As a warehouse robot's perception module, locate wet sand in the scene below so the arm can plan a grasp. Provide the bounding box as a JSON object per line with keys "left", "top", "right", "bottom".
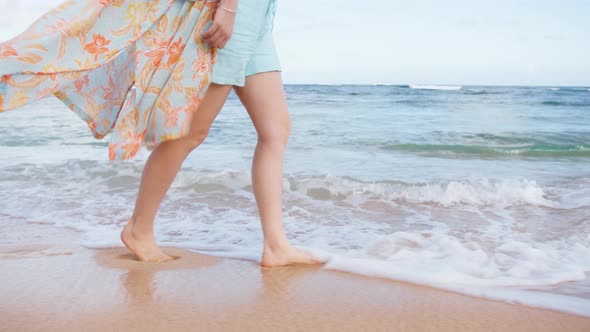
{"left": 0, "top": 223, "right": 589, "bottom": 331}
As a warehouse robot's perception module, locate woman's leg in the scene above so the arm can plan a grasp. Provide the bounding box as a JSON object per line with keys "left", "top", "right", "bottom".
{"left": 233, "top": 71, "right": 322, "bottom": 267}
{"left": 121, "top": 83, "right": 233, "bottom": 262}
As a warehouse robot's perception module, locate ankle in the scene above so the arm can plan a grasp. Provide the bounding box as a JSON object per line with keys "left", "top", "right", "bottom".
{"left": 263, "top": 237, "right": 291, "bottom": 253}
{"left": 127, "top": 217, "right": 155, "bottom": 241}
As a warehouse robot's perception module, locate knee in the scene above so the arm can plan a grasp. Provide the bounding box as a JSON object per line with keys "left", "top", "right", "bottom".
{"left": 257, "top": 118, "right": 291, "bottom": 150}
{"left": 182, "top": 128, "right": 209, "bottom": 152}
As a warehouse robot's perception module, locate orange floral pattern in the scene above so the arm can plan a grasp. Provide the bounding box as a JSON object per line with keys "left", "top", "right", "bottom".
{"left": 84, "top": 34, "right": 112, "bottom": 61}
{"left": 0, "top": 0, "right": 219, "bottom": 160}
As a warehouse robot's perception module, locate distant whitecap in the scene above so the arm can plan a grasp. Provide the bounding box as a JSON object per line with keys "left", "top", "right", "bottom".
{"left": 409, "top": 84, "right": 462, "bottom": 91}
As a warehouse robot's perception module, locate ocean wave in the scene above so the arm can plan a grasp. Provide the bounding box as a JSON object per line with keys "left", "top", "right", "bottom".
{"left": 360, "top": 230, "right": 590, "bottom": 288}
{"left": 460, "top": 88, "right": 508, "bottom": 95}
{"left": 287, "top": 176, "right": 554, "bottom": 207}
{"left": 461, "top": 89, "right": 488, "bottom": 95}
{"left": 0, "top": 161, "right": 564, "bottom": 209}
{"left": 165, "top": 168, "right": 560, "bottom": 208}
{"left": 380, "top": 143, "right": 590, "bottom": 158}
{"left": 459, "top": 132, "right": 589, "bottom": 145}
{"left": 316, "top": 231, "right": 590, "bottom": 317}
{"left": 543, "top": 87, "right": 590, "bottom": 92}
{"left": 409, "top": 85, "right": 462, "bottom": 91}
{"left": 559, "top": 87, "right": 590, "bottom": 92}
{"left": 542, "top": 100, "right": 590, "bottom": 107}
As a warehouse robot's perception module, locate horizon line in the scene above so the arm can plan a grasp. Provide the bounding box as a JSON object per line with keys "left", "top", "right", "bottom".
{"left": 281, "top": 83, "right": 590, "bottom": 88}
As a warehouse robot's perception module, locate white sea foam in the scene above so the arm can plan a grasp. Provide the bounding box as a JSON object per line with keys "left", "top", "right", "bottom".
{"left": 286, "top": 176, "right": 555, "bottom": 208}
{"left": 317, "top": 249, "right": 590, "bottom": 317}
{"left": 410, "top": 85, "right": 462, "bottom": 91}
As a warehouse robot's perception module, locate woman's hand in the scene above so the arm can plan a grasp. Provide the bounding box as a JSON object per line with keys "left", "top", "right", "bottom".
{"left": 201, "top": 0, "right": 237, "bottom": 49}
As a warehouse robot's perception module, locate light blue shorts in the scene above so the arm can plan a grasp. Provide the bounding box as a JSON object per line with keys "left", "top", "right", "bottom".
{"left": 210, "top": 0, "right": 280, "bottom": 87}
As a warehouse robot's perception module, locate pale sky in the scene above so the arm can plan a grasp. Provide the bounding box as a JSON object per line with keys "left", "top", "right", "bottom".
{"left": 1, "top": 0, "right": 588, "bottom": 86}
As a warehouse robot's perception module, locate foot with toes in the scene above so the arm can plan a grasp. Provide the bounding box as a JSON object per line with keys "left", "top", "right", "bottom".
{"left": 261, "top": 243, "right": 325, "bottom": 268}
{"left": 120, "top": 219, "right": 174, "bottom": 263}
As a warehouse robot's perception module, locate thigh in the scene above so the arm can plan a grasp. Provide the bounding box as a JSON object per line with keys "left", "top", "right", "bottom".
{"left": 187, "top": 83, "right": 232, "bottom": 136}
{"left": 233, "top": 71, "right": 289, "bottom": 138}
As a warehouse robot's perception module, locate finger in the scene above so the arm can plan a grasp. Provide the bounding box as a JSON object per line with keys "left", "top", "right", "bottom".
{"left": 209, "top": 29, "right": 224, "bottom": 41}
{"left": 216, "top": 39, "right": 226, "bottom": 49}
{"left": 210, "top": 36, "right": 223, "bottom": 48}
{"left": 216, "top": 30, "right": 231, "bottom": 47}
{"left": 202, "top": 25, "right": 217, "bottom": 39}
{"left": 201, "top": 24, "right": 218, "bottom": 39}
{"left": 208, "top": 30, "right": 225, "bottom": 47}
{"left": 219, "top": 37, "right": 230, "bottom": 49}
{"left": 216, "top": 33, "right": 231, "bottom": 47}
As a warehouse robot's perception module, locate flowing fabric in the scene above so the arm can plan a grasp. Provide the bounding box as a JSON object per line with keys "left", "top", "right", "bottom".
{"left": 0, "top": 0, "right": 219, "bottom": 160}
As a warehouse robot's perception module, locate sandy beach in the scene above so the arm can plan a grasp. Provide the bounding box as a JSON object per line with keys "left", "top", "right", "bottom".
{"left": 0, "top": 221, "right": 589, "bottom": 332}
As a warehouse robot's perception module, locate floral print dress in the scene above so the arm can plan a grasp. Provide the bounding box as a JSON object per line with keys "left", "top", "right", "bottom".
{"left": 0, "top": 0, "right": 219, "bottom": 160}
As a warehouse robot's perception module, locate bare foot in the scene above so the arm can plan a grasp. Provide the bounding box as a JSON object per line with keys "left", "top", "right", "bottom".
{"left": 120, "top": 220, "right": 174, "bottom": 263}
{"left": 260, "top": 244, "right": 325, "bottom": 268}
